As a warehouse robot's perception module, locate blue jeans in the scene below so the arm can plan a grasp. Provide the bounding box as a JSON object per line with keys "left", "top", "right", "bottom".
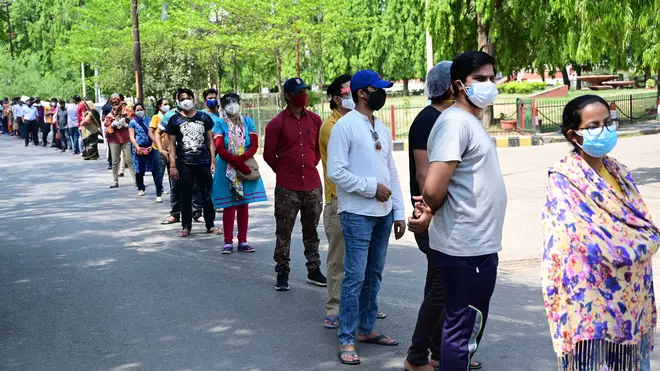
{"left": 338, "top": 211, "right": 393, "bottom": 346}
{"left": 641, "top": 333, "right": 651, "bottom": 371}
{"left": 58, "top": 129, "right": 68, "bottom": 150}
{"left": 67, "top": 127, "right": 80, "bottom": 153}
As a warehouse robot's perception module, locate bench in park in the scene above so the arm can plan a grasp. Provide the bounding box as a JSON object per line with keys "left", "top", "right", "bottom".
{"left": 603, "top": 81, "right": 635, "bottom": 89}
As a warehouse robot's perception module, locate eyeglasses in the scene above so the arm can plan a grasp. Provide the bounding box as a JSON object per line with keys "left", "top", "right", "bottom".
{"left": 576, "top": 120, "right": 619, "bottom": 137}
{"left": 371, "top": 130, "right": 382, "bottom": 151}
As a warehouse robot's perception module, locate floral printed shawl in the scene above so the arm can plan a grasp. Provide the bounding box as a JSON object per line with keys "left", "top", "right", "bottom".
{"left": 541, "top": 152, "right": 658, "bottom": 370}
{"left": 224, "top": 113, "right": 246, "bottom": 199}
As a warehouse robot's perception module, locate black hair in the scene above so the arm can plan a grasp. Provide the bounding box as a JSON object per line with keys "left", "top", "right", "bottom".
{"left": 156, "top": 98, "right": 167, "bottom": 108}
{"left": 327, "top": 74, "right": 352, "bottom": 110}
{"left": 450, "top": 51, "right": 496, "bottom": 96}
{"left": 431, "top": 90, "right": 452, "bottom": 105}
{"left": 59, "top": 99, "right": 66, "bottom": 106}
{"left": 203, "top": 88, "right": 218, "bottom": 100}
{"left": 50, "top": 98, "right": 58, "bottom": 103}
{"left": 176, "top": 88, "right": 194, "bottom": 101}
{"left": 561, "top": 94, "right": 610, "bottom": 150}
{"left": 119, "top": 94, "right": 125, "bottom": 101}
{"left": 133, "top": 101, "right": 145, "bottom": 111}
{"left": 220, "top": 92, "right": 241, "bottom": 108}
{"left": 72, "top": 95, "right": 81, "bottom": 103}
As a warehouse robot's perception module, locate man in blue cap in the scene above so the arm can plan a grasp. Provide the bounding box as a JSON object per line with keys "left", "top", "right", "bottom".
{"left": 327, "top": 70, "right": 406, "bottom": 365}
{"left": 264, "top": 77, "right": 327, "bottom": 292}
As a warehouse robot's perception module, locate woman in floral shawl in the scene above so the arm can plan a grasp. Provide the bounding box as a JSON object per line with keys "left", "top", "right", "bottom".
{"left": 541, "top": 95, "right": 658, "bottom": 371}
{"left": 212, "top": 93, "right": 268, "bottom": 254}
{"left": 79, "top": 100, "right": 101, "bottom": 160}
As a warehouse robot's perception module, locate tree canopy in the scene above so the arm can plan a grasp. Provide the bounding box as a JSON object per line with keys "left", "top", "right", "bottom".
{"left": 0, "top": 0, "right": 658, "bottom": 100}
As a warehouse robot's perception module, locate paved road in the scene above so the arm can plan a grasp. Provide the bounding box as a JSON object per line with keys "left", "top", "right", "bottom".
{"left": 1, "top": 134, "right": 660, "bottom": 370}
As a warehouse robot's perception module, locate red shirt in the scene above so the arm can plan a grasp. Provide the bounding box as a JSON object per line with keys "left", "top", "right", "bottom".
{"left": 77, "top": 102, "right": 88, "bottom": 128}
{"left": 264, "top": 108, "right": 322, "bottom": 191}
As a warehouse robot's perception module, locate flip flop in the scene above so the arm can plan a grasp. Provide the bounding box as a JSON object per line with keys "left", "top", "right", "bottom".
{"left": 470, "top": 361, "right": 483, "bottom": 370}
{"left": 337, "top": 350, "right": 361, "bottom": 365}
{"left": 161, "top": 216, "right": 179, "bottom": 225}
{"left": 178, "top": 229, "right": 190, "bottom": 237}
{"left": 358, "top": 333, "right": 398, "bottom": 346}
{"left": 206, "top": 227, "right": 223, "bottom": 235}
{"left": 377, "top": 311, "right": 387, "bottom": 319}
{"left": 323, "top": 316, "right": 339, "bottom": 329}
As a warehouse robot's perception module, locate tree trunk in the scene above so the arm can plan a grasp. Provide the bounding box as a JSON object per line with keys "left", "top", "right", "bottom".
{"left": 216, "top": 47, "right": 223, "bottom": 91}
{"left": 575, "top": 64, "right": 582, "bottom": 90}
{"left": 477, "top": 12, "right": 495, "bottom": 128}
{"left": 319, "top": 35, "right": 324, "bottom": 89}
{"left": 232, "top": 50, "right": 238, "bottom": 92}
{"left": 561, "top": 66, "right": 570, "bottom": 86}
{"left": 403, "top": 79, "right": 410, "bottom": 96}
{"left": 275, "top": 48, "right": 284, "bottom": 109}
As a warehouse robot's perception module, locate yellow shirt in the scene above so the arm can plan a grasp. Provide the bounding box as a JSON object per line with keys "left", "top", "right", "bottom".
{"left": 150, "top": 114, "right": 162, "bottom": 150}
{"left": 599, "top": 165, "right": 623, "bottom": 195}
{"left": 320, "top": 109, "right": 343, "bottom": 204}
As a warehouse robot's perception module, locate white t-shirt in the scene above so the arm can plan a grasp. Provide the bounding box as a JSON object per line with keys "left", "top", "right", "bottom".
{"left": 66, "top": 104, "right": 79, "bottom": 129}
{"left": 427, "top": 107, "right": 508, "bottom": 257}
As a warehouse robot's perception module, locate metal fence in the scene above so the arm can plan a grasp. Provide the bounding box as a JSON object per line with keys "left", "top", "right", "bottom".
{"left": 536, "top": 92, "right": 658, "bottom": 133}
{"left": 169, "top": 90, "right": 658, "bottom": 142}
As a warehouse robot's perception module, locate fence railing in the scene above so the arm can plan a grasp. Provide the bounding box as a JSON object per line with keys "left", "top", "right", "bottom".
{"left": 183, "top": 91, "right": 660, "bottom": 141}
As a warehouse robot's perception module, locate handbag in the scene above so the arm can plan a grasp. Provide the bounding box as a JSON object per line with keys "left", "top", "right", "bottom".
{"left": 237, "top": 157, "right": 261, "bottom": 180}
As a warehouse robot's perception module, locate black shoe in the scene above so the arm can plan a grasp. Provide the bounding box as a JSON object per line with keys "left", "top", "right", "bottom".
{"left": 306, "top": 269, "right": 327, "bottom": 287}
{"left": 275, "top": 272, "right": 290, "bottom": 291}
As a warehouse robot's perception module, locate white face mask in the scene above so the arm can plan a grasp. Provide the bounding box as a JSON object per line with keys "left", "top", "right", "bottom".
{"left": 160, "top": 105, "right": 170, "bottom": 113}
{"left": 340, "top": 96, "right": 355, "bottom": 110}
{"left": 178, "top": 99, "right": 194, "bottom": 111}
{"left": 224, "top": 102, "right": 240, "bottom": 116}
{"left": 135, "top": 111, "right": 145, "bottom": 118}
{"left": 461, "top": 81, "right": 498, "bottom": 109}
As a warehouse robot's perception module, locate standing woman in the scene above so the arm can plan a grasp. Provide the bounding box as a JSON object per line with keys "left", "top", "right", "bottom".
{"left": 79, "top": 100, "right": 101, "bottom": 160}
{"left": 541, "top": 95, "right": 657, "bottom": 371}
{"left": 129, "top": 102, "right": 163, "bottom": 201}
{"left": 105, "top": 96, "right": 135, "bottom": 188}
{"left": 148, "top": 98, "right": 170, "bottom": 200}
{"left": 212, "top": 93, "right": 267, "bottom": 253}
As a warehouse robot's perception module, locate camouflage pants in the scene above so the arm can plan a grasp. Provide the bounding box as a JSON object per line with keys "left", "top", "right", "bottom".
{"left": 273, "top": 185, "right": 323, "bottom": 273}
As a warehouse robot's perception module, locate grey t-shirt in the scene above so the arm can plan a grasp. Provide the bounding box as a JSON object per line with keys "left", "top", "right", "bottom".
{"left": 427, "top": 107, "right": 507, "bottom": 257}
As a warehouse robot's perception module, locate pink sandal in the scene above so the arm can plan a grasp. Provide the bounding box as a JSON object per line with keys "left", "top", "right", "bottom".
{"left": 178, "top": 229, "right": 190, "bottom": 237}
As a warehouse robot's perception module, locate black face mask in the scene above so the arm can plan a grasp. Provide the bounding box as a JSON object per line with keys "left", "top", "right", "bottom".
{"left": 365, "top": 89, "right": 387, "bottom": 111}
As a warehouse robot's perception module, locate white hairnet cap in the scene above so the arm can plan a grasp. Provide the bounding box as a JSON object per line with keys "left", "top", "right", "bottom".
{"left": 425, "top": 61, "right": 453, "bottom": 99}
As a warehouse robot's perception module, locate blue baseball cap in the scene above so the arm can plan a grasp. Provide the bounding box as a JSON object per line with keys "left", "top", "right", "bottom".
{"left": 350, "top": 70, "right": 393, "bottom": 91}
{"left": 283, "top": 78, "right": 311, "bottom": 93}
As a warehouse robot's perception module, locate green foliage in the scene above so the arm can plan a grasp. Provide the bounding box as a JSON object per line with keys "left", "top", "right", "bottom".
{"left": 498, "top": 81, "right": 548, "bottom": 94}
{"left": 646, "top": 79, "right": 656, "bottom": 89}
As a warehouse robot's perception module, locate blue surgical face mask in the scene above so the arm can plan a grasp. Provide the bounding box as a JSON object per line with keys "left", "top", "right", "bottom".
{"left": 576, "top": 126, "right": 618, "bottom": 158}
{"left": 206, "top": 99, "right": 218, "bottom": 109}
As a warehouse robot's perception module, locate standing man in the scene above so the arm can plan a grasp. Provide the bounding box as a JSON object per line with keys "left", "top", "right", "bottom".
{"left": 408, "top": 51, "right": 507, "bottom": 370}
{"left": 264, "top": 77, "right": 327, "bottom": 291}
{"left": 23, "top": 98, "right": 39, "bottom": 147}
{"left": 404, "top": 61, "right": 480, "bottom": 371}
{"left": 34, "top": 97, "right": 47, "bottom": 146}
{"left": 57, "top": 100, "right": 69, "bottom": 152}
{"left": 165, "top": 88, "right": 220, "bottom": 237}
{"left": 320, "top": 74, "right": 354, "bottom": 328}
{"left": 327, "top": 70, "right": 406, "bottom": 365}
{"left": 14, "top": 99, "right": 25, "bottom": 139}
{"left": 67, "top": 96, "right": 81, "bottom": 154}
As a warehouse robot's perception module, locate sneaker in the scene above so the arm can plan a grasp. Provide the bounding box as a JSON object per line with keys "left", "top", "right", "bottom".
{"left": 109, "top": 182, "right": 119, "bottom": 189}
{"left": 119, "top": 173, "right": 124, "bottom": 177}
{"left": 275, "top": 272, "right": 290, "bottom": 291}
{"left": 156, "top": 196, "right": 163, "bottom": 203}
{"left": 306, "top": 269, "right": 327, "bottom": 287}
{"left": 222, "top": 244, "right": 233, "bottom": 254}
{"left": 237, "top": 243, "right": 255, "bottom": 253}
{"left": 138, "top": 190, "right": 145, "bottom": 196}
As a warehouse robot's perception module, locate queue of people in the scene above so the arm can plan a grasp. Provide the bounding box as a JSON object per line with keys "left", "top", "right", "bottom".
{"left": 5, "top": 49, "right": 656, "bottom": 371}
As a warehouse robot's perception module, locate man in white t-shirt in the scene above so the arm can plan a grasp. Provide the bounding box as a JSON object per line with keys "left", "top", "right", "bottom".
{"left": 22, "top": 98, "right": 39, "bottom": 146}
{"left": 66, "top": 96, "right": 81, "bottom": 154}
{"left": 408, "top": 51, "right": 507, "bottom": 370}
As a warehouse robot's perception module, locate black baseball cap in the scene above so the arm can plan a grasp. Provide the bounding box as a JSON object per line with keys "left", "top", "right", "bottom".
{"left": 283, "top": 78, "right": 311, "bottom": 94}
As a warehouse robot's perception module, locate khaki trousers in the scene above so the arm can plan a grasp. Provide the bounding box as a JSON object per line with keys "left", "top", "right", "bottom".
{"left": 324, "top": 198, "right": 344, "bottom": 317}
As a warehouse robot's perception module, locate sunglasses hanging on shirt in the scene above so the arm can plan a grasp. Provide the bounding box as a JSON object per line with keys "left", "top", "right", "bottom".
{"left": 371, "top": 130, "right": 382, "bottom": 151}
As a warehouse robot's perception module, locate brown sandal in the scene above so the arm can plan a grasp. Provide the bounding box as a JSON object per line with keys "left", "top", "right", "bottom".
{"left": 206, "top": 227, "right": 223, "bottom": 235}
